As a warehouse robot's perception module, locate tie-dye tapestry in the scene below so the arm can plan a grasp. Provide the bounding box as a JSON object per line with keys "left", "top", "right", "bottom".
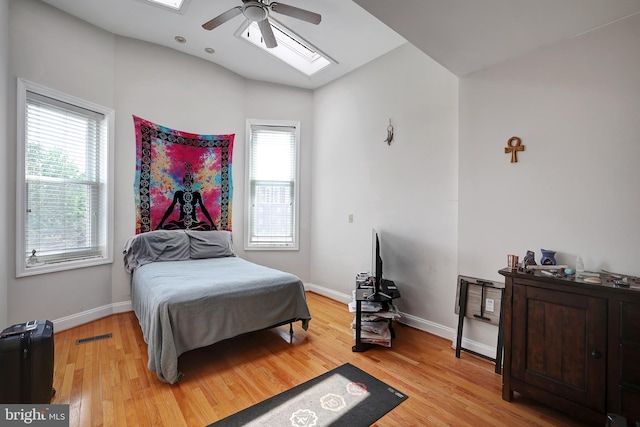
{"left": 133, "top": 115, "right": 234, "bottom": 234}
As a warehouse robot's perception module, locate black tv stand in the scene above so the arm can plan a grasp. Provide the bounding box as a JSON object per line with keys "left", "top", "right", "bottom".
{"left": 352, "top": 279, "right": 401, "bottom": 352}
{"left": 365, "top": 278, "right": 395, "bottom": 300}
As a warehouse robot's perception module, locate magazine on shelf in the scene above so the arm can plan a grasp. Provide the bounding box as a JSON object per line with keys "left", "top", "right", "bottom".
{"left": 356, "top": 328, "right": 392, "bottom": 347}
{"left": 348, "top": 300, "right": 383, "bottom": 313}
{"left": 353, "top": 326, "right": 392, "bottom": 341}
{"left": 367, "top": 304, "right": 400, "bottom": 320}
{"left": 351, "top": 320, "right": 390, "bottom": 335}
{"left": 348, "top": 298, "right": 400, "bottom": 314}
{"left": 352, "top": 319, "right": 392, "bottom": 348}
{"left": 359, "top": 337, "right": 391, "bottom": 347}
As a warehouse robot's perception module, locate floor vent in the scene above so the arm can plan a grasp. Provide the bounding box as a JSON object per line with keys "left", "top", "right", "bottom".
{"left": 76, "top": 333, "right": 113, "bottom": 345}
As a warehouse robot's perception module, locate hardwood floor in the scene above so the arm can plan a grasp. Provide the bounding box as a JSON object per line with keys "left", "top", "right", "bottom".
{"left": 52, "top": 292, "right": 588, "bottom": 426}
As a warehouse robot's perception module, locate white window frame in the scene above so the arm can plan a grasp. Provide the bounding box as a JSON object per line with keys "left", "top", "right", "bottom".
{"left": 136, "top": 0, "right": 191, "bottom": 14}
{"left": 244, "top": 119, "right": 300, "bottom": 251}
{"left": 16, "top": 79, "right": 114, "bottom": 277}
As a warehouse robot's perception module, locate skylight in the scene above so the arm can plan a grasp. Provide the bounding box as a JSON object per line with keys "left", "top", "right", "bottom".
{"left": 145, "top": 0, "right": 186, "bottom": 12}
{"left": 236, "top": 19, "right": 336, "bottom": 77}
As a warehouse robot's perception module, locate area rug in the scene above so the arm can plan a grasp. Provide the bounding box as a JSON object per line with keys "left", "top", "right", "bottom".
{"left": 133, "top": 115, "right": 234, "bottom": 234}
{"left": 207, "top": 363, "right": 408, "bottom": 427}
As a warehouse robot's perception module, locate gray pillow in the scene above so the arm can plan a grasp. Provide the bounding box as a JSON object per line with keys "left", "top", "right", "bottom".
{"left": 123, "top": 230, "right": 190, "bottom": 272}
{"left": 186, "top": 230, "right": 235, "bottom": 259}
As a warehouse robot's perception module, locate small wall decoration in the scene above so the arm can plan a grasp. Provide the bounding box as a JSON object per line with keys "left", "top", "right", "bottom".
{"left": 383, "top": 119, "right": 394, "bottom": 145}
{"left": 504, "top": 136, "right": 524, "bottom": 163}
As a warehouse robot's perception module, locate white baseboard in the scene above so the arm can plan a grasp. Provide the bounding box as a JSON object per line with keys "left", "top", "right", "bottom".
{"left": 304, "top": 283, "right": 352, "bottom": 304}
{"left": 52, "top": 300, "right": 132, "bottom": 332}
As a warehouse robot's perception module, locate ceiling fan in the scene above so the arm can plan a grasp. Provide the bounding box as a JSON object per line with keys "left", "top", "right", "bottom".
{"left": 202, "top": 1, "right": 322, "bottom": 48}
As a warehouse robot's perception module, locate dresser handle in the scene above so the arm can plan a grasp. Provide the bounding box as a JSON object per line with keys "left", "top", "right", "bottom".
{"left": 591, "top": 350, "right": 602, "bottom": 359}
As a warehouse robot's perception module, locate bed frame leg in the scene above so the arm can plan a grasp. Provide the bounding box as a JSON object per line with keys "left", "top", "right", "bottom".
{"left": 289, "top": 322, "right": 293, "bottom": 341}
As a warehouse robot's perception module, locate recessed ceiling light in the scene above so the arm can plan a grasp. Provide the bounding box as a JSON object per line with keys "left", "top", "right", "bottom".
{"left": 175, "top": 36, "right": 187, "bottom": 44}
{"left": 205, "top": 47, "right": 215, "bottom": 54}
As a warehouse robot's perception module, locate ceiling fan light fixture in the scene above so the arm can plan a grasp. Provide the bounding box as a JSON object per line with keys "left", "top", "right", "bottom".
{"left": 242, "top": 2, "right": 268, "bottom": 22}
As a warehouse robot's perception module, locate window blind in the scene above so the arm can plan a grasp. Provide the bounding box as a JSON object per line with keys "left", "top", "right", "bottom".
{"left": 24, "top": 90, "right": 106, "bottom": 266}
{"left": 248, "top": 125, "right": 297, "bottom": 247}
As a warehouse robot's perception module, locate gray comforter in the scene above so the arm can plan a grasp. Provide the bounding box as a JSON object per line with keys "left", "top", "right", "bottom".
{"left": 131, "top": 257, "right": 311, "bottom": 383}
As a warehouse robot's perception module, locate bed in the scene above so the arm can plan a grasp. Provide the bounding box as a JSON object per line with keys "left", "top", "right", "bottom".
{"left": 123, "top": 230, "right": 311, "bottom": 384}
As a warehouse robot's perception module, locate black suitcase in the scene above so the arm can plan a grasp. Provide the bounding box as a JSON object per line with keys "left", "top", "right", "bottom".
{"left": 0, "top": 319, "right": 55, "bottom": 403}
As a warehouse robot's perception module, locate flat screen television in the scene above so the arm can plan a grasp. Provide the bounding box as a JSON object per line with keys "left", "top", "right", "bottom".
{"left": 369, "top": 229, "right": 391, "bottom": 299}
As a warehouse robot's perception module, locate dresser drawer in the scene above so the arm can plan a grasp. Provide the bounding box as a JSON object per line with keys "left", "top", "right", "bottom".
{"left": 621, "top": 302, "right": 640, "bottom": 343}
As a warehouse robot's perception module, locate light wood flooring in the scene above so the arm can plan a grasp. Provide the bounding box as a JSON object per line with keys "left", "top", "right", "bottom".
{"left": 51, "top": 292, "right": 588, "bottom": 426}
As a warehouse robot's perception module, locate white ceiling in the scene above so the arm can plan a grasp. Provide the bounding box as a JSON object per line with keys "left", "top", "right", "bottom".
{"left": 40, "top": 0, "right": 640, "bottom": 89}
{"left": 38, "top": 0, "right": 407, "bottom": 90}
{"left": 354, "top": 0, "right": 640, "bottom": 76}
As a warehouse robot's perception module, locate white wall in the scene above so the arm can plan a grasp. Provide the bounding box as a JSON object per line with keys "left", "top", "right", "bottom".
{"left": 311, "top": 43, "right": 460, "bottom": 337}
{"left": 110, "top": 37, "right": 247, "bottom": 306}
{"left": 458, "top": 13, "right": 640, "bottom": 348}
{"left": 7, "top": 0, "right": 116, "bottom": 326}
{"left": 240, "top": 80, "right": 314, "bottom": 279}
{"left": 111, "top": 40, "right": 314, "bottom": 305}
{"left": 7, "top": 0, "right": 314, "bottom": 328}
{"left": 0, "top": 0, "right": 9, "bottom": 329}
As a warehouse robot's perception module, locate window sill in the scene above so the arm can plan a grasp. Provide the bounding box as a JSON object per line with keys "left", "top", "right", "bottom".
{"left": 244, "top": 245, "right": 299, "bottom": 251}
{"left": 17, "top": 256, "right": 114, "bottom": 278}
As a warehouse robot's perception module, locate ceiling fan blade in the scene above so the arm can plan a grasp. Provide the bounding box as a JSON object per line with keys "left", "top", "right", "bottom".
{"left": 258, "top": 18, "right": 277, "bottom": 48}
{"left": 202, "top": 6, "right": 242, "bottom": 30}
{"left": 270, "top": 2, "right": 321, "bottom": 25}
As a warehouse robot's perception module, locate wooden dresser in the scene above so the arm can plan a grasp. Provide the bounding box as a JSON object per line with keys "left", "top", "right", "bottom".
{"left": 499, "top": 268, "right": 640, "bottom": 425}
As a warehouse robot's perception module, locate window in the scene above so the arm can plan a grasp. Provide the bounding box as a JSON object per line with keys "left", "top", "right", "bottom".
{"left": 16, "top": 79, "right": 114, "bottom": 277}
{"left": 146, "top": 0, "right": 184, "bottom": 9}
{"left": 141, "top": 0, "right": 190, "bottom": 13}
{"left": 245, "top": 120, "right": 299, "bottom": 250}
{"left": 236, "top": 18, "right": 335, "bottom": 76}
